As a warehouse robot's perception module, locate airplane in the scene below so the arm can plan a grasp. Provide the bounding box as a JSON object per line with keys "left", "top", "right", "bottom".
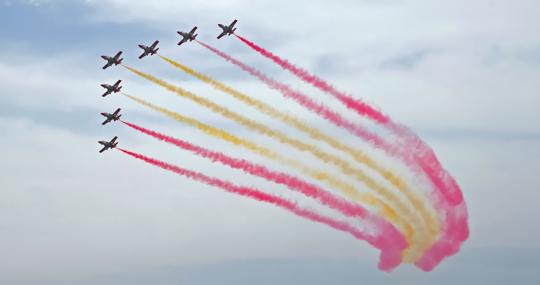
{"left": 100, "top": 80, "right": 122, "bottom": 97}
{"left": 138, "top": 40, "right": 159, "bottom": 59}
{"left": 101, "top": 51, "right": 123, "bottom": 69}
{"left": 177, "top": 27, "right": 198, "bottom": 45}
{"left": 217, "top": 19, "right": 237, "bottom": 39}
{"left": 98, "top": 136, "right": 118, "bottom": 153}
{"left": 100, "top": 108, "right": 122, "bottom": 125}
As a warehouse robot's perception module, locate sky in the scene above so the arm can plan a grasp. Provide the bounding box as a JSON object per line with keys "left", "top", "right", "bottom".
{"left": 1, "top": 0, "right": 539, "bottom": 284}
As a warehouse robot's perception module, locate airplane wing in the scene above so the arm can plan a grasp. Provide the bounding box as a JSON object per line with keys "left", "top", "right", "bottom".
{"left": 102, "top": 62, "right": 112, "bottom": 69}
{"left": 217, "top": 31, "right": 227, "bottom": 39}
{"left": 189, "top": 27, "right": 197, "bottom": 34}
{"left": 151, "top": 40, "right": 159, "bottom": 48}
{"left": 113, "top": 108, "right": 121, "bottom": 116}
{"left": 102, "top": 118, "right": 111, "bottom": 125}
{"left": 138, "top": 51, "right": 148, "bottom": 59}
{"left": 114, "top": 80, "right": 122, "bottom": 87}
{"left": 99, "top": 146, "right": 108, "bottom": 153}
{"left": 114, "top": 51, "right": 123, "bottom": 60}
{"left": 102, "top": 90, "right": 111, "bottom": 97}
{"left": 230, "top": 19, "right": 238, "bottom": 27}
{"left": 178, "top": 38, "right": 188, "bottom": 45}
{"left": 111, "top": 136, "right": 118, "bottom": 143}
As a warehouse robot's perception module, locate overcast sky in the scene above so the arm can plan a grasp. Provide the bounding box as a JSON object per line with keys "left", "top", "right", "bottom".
{"left": 1, "top": 0, "right": 539, "bottom": 284}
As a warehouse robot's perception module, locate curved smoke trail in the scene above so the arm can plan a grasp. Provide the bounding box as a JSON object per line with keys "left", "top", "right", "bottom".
{"left": 121, "top": 64, "right": 431, "bottom": 261}
{"left": 234, "top": 34, "right": 464, "bottom": 205}
{"left": 118, "top": 147, "right": 406, "bottom": 271}
{"left": 188, "top": 44, "right": 440, "bottom": 262}
{"left": 232, "top": 34, "right": 469, "bottom": 270}
{"left": 120, "top": 120, "right": 408, "bottom": 254}
{"left": 121, "top": 120, "right": 370, "bottom": 219}
{"left": 121, "top": 93, "right": 411, "bottom": 246}
{"left": 157, "top": 55, "right": 437, "bottom": 231}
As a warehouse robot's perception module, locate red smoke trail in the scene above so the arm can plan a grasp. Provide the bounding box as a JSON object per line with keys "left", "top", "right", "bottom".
{"left": 121, "top": 120, "right": 407, "bottom": 256}
{"left": 121, "top": 121, "right": 364, "bottom": 216}
{"left": 234, "top": 34, "right": 389, "bottom": 124}
{"left": 196, "top": 40, "right": 388, "bottom": 150}
{"left": 200, "top": 38, "right": 468, "bottom": 270}
{"left": 415, "top": 205, "right": 469, "bottom": 270}
{"left": 233, "top": 34, "right": 463, "bottom": 205}
{"left": 233, "top": 34, "right": 469, "bottom": 270}
{"left": 118, "top": 147, "right": 404, "bottom": 271}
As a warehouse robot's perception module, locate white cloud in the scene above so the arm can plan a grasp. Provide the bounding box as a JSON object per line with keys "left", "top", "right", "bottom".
{"left": 2, "top": 0, "right": 540, "bottom": 283}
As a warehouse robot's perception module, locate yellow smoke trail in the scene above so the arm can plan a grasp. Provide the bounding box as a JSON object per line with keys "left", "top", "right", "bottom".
{"left": 123, "top": 90, "right": 423, "bottom": 262}
{"left": 123, "top": 92, "right": 405, "bottom": 231}
{"left": 122, "top": 64, "right": 430, "bottom": 261}
{"left": 156, "top": 56, "right": 440, "bottom": 261}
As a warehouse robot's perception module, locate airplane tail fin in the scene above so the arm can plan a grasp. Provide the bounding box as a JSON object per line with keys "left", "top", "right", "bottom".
{"left": 193, "top": 34, "right": 198, "bottom": 40}
{"left": 155, "top": 48, "right": 160, "bottom": 54}
{"left": 118, "top": 58, "right": 123, "bottom": 64}
{"left": 231, "top": 28, "right": 237, "bottom": 34}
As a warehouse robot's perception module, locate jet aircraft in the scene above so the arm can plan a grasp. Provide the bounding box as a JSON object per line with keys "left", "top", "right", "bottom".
{"left": 217, "top": 20, "right": 237, "bottom": 39}
{"left": 177, "top": 27, "right": 198, "bottom": 45}
{"left": 98, "top": 136, "right": 118, "bottom": 153}
{"left": 100, "top": 108, "right": 122, "bottom": 125}
{"left": 138, "top": 40, "right": 159, "bottom": 59}
{"left": 101, "top": 51, "right": 123, "bottom": 69}
{"left": 100, "top": 80, "right": 122, "bottom": 97}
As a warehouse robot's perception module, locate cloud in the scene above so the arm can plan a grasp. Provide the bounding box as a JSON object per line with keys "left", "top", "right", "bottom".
{"left": 2, "top": 1, "right": 540, "bottom": 284}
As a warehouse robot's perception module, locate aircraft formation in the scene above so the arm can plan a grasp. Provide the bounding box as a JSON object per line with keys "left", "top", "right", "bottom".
{"left": 98, "top": 19, "right": 238, "bottom": 152}
{"left": 95, "top": 18, "right": 468, "bottom": 273}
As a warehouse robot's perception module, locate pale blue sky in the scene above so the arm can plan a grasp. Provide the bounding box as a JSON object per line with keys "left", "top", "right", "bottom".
{"left": 1, "top": 1, "right": 539, "bottom": 284}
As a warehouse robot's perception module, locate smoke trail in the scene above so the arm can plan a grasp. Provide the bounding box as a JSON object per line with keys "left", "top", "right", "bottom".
{"left": 233, "top": 34, "right": 468, "bottom": 269}
{"left": 156, "top": 55, "right": 416, "bottom": 209}
{"left": 118, "top": 147, "right": 406, "bottom": 271}
{"left": 122, "top": 119, "right": 370, "bottom": 218}
{"left": 121, "top": 93, "right": 410, "bottom": 245}
{"left": 195, "top": 40, "right": 386, "bottom": 148}
{"left": 190, "top": 44, "right": 439, "bottom": 261}
{"left": 157, "top": 54, "right": 442, "bottom": 261}
{"left": 234, "top": 34, "right": 388, "bottom": 123}
{"left": 156, "top": 55, "right": 404, "bottom": 198}
{"left": 121, "top": 65, "right": 429, "bottom": 260}
{"left": 122, "top": 119, "right": 409, "bottom": 256}
{"left": 234, "top": 34, "right": 463, "bottom": 205}
{"left": 415, "top": 204, "right": 469, "bottom": 270}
